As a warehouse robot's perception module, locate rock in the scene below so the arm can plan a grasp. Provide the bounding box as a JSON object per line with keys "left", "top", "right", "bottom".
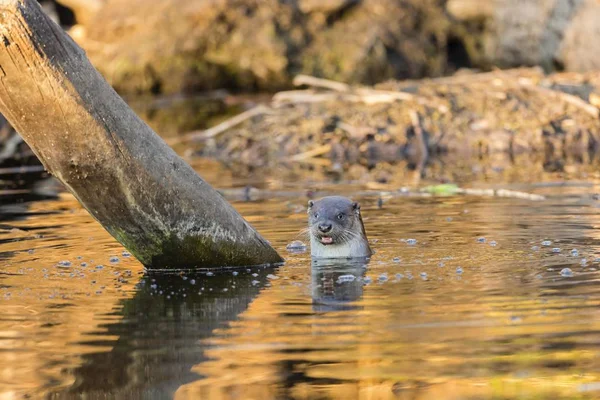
{"left": 74, "top": 0, "right": 453, "bottom": 95}
{"left": 446, "top": 0, "right": 600, "bottom": 74}
{"left": 559, "top": 0, "right": 600, "bottom": 71}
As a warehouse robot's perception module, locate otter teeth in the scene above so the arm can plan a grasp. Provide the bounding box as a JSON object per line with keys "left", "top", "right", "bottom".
{"left": 320, "top": 236, "right": 333, "bottom": 244}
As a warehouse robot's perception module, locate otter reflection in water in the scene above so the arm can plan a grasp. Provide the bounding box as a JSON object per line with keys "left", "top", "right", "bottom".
{"left": 307, "top": 196, "right": 372, "bottom": 258}
{"left": 311, "top": 258, "right": 369, "bottom": 312}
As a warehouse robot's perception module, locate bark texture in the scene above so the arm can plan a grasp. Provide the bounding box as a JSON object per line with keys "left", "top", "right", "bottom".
{"left": 0, "top": 0, "right": 283, "bottom": 269}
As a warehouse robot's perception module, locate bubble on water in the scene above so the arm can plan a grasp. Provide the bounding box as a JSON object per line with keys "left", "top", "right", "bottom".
{"left": 378, "top": 273, "right": 388, "bottom": 282}
{"left": 206, "top": 272, "right": 214, "bottom": 276}
{"left": 337, "top": 274, "right": 356, "bottom": 283}
{"left": 80, "top": 262, "right": 87, "bottom": 267}
{"left": 581, "top": 258, "right": 588, "bottom": 266}
{"left": 420, "top": 272, "right": 427, "bottom": 279}
{"left": 560, "top": 268, "right": 573, "bottom": 277}
{"left": 571, "top": 249, "right": 579, "bottom": 257}
{"left": 95, "top": 265, "right": 104, "bottom": 269}
{"left": 252, "top": 273, "right": 258, "bottom": 277}
{"left": 551, "top": 248, "right": 561, "bottom": 253}
{"left": 58, "top": 260, "right": 71, "bottom": 267}
{"left": 251, "top": 280, "right": 260, "bottom": 286}
{"left": 542, "top": 240, "right": 552, "bottom": 246}
{"left": 393, "top": 257, "right": 401, "bottom": 263}
{"left": 150, "top": 284, "right": 157, "bottom": 290}
{"left": 406, "top": 239, "right": 417, "bottom": 246}
{"left": 286, "top": 240, "right": 307, "bottom": 253}
{"left": 109, "top": 256, "right": 119, "bottom": 263}
{"left": 122, "top": 251, "right": 131, "bottom": 257}
{"left": 27, "top": 249, "right": 35, "bottom": 254}
{"left": 489, "top": 241, "right": 497, "bottom": 247}
{"left": 477, "top": 237, "right": 486, "bottom": 243}
{"left": 76, "top": 256, "right": 82, "bottom": 260}
{"left": 232, "top": 271, "right": 239, "bottom": 276}
{"left": 182, "top": 276, "right": 187, "bottom": 281}
{"left": 531, "top": 246, "right": 540, "bottom": 251}
{"left": 267, "top": 274, "right": 278, "bottom": 280}
{"left": 223, "top": 288, "right": 228, "bottom": 292}
{"left": 395, "top": 273, "right": 404, "bottom": 280}
{"left": 446, "top": 217, "right": 453, "bottom": 222}
{"left": 456, "top": 267, "right": 464, "bottom": 274}
{"left": 363, "top": 276, "right": 372, "bottom": 284}
{"left": 535, "top": 274, "right": 543, "bottom": 279}
{"left": 166, "top": 295, "right": 171, "bottom": 299}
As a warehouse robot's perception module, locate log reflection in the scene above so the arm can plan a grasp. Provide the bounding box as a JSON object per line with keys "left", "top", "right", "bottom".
{"left": 49, "top": 267, "right": 275, "bottom": 399}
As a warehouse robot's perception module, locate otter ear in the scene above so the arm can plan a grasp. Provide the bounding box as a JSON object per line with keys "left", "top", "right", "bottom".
{"left": 308, "top": 200, "right": 314, "bottom": 209}
{"left": 352, "top": 202, "right": 360, "bottom": 215}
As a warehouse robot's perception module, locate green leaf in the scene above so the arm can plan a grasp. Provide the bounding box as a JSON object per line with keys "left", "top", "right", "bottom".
{"left": 421, "top": 184, "right": 460, "bottom": 195}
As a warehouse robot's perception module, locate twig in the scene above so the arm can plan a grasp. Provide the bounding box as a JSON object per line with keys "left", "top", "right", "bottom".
{"left": 293, "top": 74, "right": 351, "bottom": 92}
{"left": 272, "top": 89, "right": 414, "bottom": 106}
{"left": 356, "top": 88, "right": 414, "bottom": 102}
{"left": 272, "top": 90, "right": 340, "bottom": 105}
{"left": 0, "top": 189, "right": 31, "bottom": 196}
{"left": 337, "top": 121, "right": 372, "bottom": 139}
{"left": 521, "top": 83, "right": 599, "bottom": 118}
{"left": 422, "top": 67, "right": 544, "bottom": 86}
{"left": 181, "top": 105, "right": 272, "bottom": 142}
{"left": 459, "top": 188, "right": 546, "bottom": 201}
{"left": 0, "top": 165, "right": 46, "bottom": 175}
{"left": 289, "top": 144, "right": 331, "bottom": 161}
{"left": 211, "top": 185, "right": 546, "bottom": 203}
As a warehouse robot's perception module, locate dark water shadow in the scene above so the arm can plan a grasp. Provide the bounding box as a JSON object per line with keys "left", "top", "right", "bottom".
{"left": 48, "top": 265, "right": 276, "bottom": 399}
{"left": 310, "top": 258, "right": 369, "bottom": 312}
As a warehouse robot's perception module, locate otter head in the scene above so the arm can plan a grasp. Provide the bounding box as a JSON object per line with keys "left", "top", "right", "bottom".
{"left": 307, "top": 196, "right": 368, "bottom": 256}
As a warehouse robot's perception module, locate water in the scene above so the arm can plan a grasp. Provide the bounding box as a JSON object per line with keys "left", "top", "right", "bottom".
{"left": 3, "top": 162, "right": 600, "bottom": 399}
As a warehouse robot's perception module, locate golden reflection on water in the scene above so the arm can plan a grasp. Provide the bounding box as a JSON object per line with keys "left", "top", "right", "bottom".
{"left": 3, "top": 172, "right": 600, "bottom": 399}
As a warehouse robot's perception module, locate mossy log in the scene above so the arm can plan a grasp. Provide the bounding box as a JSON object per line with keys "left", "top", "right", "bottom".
{"left": 0, "top": 0, "right": 283, "bottom": 269}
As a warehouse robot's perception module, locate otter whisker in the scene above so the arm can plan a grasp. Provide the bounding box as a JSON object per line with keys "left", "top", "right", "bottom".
{"left": 340, "top": 228, "right": 360, "bottom": 241}
{"left": 296, "top": 227, "right": 311, "bottom": 239}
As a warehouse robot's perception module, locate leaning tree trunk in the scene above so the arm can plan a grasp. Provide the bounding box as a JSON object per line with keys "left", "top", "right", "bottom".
{"left": 0, "top": 0, "right": 283, "bottom": 269}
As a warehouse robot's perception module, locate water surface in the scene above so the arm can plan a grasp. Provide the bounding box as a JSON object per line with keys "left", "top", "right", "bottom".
{"left": 2, "top": 161, "right": 600, "bottom": 399}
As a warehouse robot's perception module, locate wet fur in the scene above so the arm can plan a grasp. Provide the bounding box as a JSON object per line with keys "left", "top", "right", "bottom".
{"left": 307, "top": 196, "right": 372, "bottom": 258}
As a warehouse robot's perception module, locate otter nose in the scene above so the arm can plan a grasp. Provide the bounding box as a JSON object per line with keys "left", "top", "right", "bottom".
{"left": 318, "top": 223, "right": 332, "bottom": 233}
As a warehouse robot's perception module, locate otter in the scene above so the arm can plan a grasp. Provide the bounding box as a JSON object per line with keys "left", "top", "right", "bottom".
{"left": 307, "top": 196, "right": 372, "bottom": 258}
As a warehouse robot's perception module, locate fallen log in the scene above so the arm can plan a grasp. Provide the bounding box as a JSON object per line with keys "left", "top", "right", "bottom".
{"left": 0, "top": 0, "right": 283, "bottom": 269}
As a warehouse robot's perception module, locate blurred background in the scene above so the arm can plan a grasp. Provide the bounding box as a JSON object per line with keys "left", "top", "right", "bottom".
{"left": 4, "top": 0, "right": 600, "bottom": 202}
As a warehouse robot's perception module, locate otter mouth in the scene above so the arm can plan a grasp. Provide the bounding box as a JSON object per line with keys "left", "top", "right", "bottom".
{"left": 320, "top": 236, "right": 334, "bottom": 245}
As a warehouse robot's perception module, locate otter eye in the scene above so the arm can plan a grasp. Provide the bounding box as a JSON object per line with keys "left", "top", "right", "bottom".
{"left": 314, "top": 212, "right": 319, "bottom": 218}
{"left": 337, "top": 213, "right": 345, "bottom": 220}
